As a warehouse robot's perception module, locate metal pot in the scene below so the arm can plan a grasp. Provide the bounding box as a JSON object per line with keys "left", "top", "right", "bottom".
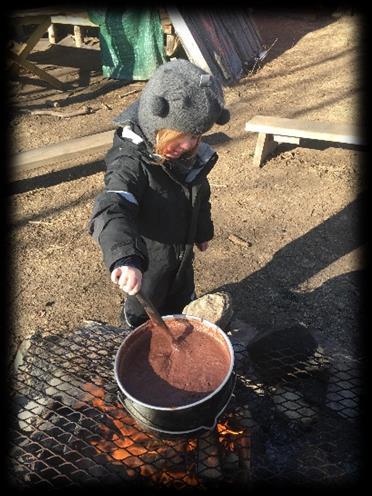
{"left": 114, "top": 314, "right": 236, "bottom": 437}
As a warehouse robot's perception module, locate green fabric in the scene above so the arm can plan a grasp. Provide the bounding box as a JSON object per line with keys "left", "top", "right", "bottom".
{"left": 88, "top": 9, "right": 167, "bottom": 81}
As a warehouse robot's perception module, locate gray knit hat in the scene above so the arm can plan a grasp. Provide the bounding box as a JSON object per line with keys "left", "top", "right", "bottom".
{"left": 114, "top": 59, "right": 230, "bottom": 145}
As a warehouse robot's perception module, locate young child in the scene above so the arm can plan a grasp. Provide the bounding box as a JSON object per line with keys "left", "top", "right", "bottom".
{"left": 89, "top": 59, "right": 230, "bottom": 329}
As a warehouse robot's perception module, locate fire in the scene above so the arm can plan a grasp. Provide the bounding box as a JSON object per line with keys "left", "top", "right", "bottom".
{"left": 216, "top": 419, "right": 245, "bottom": 452}
{"left": 79, "top": 382, "right": 200, "bottom": 488}
{"left": 111, "top": 448, "right": 131, "bottom": 461}
{"left": 82, "top": 381, "right": 105, "bottom": 398}
{"left": 217, "top": 421, "right": 244, "bottom": 436}
{"left": 158, "top": 470, "right": 199, "bottom": 487}
{"left": 77, "top": 381, "right": 251, "bottom": 486}
{"left": 185, "top": 439, "right": 198, "bottom": 451}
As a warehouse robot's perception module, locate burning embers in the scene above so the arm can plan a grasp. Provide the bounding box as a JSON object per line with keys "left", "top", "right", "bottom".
{"left": 82, "top": 380, "right": 200, "bottom": 486}
{"left": 80, "top": 380, "right": 251, "bottom": 487}
{"left": 8, "top": 322, "right": 363, "bottom": 488}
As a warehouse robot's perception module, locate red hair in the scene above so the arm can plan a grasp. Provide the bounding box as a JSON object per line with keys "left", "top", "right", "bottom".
{"left": 155, "top": 129, "right": 200, "bottom": 161}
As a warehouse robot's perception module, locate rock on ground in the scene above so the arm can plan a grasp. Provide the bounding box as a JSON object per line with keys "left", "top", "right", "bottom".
{"left": 182, "top": 291, "right": 233, "bottom": 330}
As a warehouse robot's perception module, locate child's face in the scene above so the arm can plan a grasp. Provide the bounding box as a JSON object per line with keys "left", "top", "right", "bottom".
{"left": 163, "top": 134, "right": 200, "bottom": 159}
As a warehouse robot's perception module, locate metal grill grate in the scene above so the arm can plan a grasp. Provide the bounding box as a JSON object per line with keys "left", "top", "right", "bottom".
{"left": 8, "top": 322, "right": 363, "bottom": 489}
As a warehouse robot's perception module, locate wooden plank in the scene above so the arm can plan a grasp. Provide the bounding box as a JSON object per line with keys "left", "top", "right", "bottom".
{"left": 165, "top": 34, "right": 180, "bottom": 57}
{"left": 159, "top": 7, "right": 173, "bottom": 33}
{"left": 11, "top": 130, "right": 115, "bottom": 176}
{"left": 50, "top": 14, "right": 97, "bottom": 27}
{"left": 8, "top": 51, "right": 65, "bottom": 91}
{"left": 10, "top": 16, "right": 51, "bottom": 60}
{"left": 11, "top": 9, "right": 97, "bottom": 26}
{"left": 162, "top": 23, "right": 174, "bottom": 35}
{"left": 245, "top": 115, "right": 364, "bottom": 146}
{"left": 273, "top": 135, "right": 300, "bottom": 145}
{"left": 167, "top": 8, "right": 211, "bottom": 74}
{"left": 10, "top": 9, "right": 65, "bottom": 18}
{"left": 11, "top": 9, "right": 97, "bottom": 23}
{"left": 10, "top": 14, "right": 52, "bottom": 25}
{"left": 168, "top": 11, "right": 263, "bottom": 85}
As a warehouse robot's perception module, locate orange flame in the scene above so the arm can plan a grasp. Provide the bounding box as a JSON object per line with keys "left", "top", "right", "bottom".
{"left": 217, "top": 420, "right": 244, "bottom": 436}
{"left": 216, "top": 419, "right": 246, "bottom": 452}
{"left": 185, "top": 439, "right": 198, "bottom": 452}
{"left": 158, "top": 470, "right": 199, "bottom": 486}
{"left": 79, "top": 382, "right": 201, "bottom": 488}
{"left": 78, "top": 382, "right": 250, "bottom": 486}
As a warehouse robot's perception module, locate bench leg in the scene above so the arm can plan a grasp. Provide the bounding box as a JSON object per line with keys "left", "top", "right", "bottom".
{"left": 48, "top": 24, "right": 57, "bottom": 44}
{"left": 8, "top": 51, "right": 65, "bottom": 91}
{"left": 74, "top": 26, "right": 84, "bottom": 47}
{"left": 253, "top": 132, "right": 277, "bottom": 167}
{"left": 9, "top": 16, "right": 52, "bottom": 74}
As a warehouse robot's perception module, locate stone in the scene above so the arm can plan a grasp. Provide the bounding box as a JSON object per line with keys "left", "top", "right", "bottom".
{"left": 182, "top": 291, "right": 233, "bottom": 330}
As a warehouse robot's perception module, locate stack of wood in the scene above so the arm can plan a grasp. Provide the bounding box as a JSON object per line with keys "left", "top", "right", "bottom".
{"left": 159, "top": 8, "right": 181, "bottom": 57}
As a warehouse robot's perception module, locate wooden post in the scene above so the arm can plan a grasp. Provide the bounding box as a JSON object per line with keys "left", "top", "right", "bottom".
{"left": 74, "top": 25, "right": 84, "bottom": 47}
{"left": 252, "top": 132, "right": 277, "bottom": 167}
{"left": 165, "top": 34, "right": 180, "bottom": 56}
{"left": 48, "top": 24, "right": 57, "bottom": 44}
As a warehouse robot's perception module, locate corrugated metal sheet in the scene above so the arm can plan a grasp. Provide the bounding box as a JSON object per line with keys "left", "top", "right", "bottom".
{"left": 168, "top": 9, "right": 263, "bottom": 86}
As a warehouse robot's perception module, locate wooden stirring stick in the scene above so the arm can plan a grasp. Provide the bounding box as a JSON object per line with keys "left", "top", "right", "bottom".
{"left": 135, "top": 291, "right": 180, "bottom": 350}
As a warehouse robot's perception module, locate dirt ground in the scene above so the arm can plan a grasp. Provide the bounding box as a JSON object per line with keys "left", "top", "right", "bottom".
{"left": 7, "top": 11, "right": 366, "bottom": 367}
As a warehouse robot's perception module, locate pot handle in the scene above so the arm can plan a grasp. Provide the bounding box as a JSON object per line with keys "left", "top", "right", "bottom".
{"left": 117, "top": 390, "right": 127, "bottom": 408}
{"left": 199, "top": 371, "right": 237, "bottom": 431}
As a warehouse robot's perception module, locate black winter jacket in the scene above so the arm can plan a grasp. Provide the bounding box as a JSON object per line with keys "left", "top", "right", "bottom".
{"left": 88, "top": 123, "right": 218, "bottom": 294}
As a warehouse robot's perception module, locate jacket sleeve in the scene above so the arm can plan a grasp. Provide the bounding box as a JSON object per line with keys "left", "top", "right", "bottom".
{"left": 195, "top": 179, "right": 214, "bottom": 243}
{"left": 88, "top": 155, "right": 149, "bottom": 272}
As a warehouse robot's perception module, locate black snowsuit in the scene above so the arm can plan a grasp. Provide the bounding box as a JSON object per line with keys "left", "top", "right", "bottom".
{"left": 89, "top": 122, "right": 218, "bottom": 326}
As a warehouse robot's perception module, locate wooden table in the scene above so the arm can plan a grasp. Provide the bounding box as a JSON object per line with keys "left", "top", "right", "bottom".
{"left": 8, "top": 9, "right": 181, "bottom": 90}
{"left": 8, "top": 9, "right": 98, "bottom": 90}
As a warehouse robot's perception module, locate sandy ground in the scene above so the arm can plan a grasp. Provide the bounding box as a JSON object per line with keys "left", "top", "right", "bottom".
{"left": 7, "top": 11, "right": 366, "bottom": 367}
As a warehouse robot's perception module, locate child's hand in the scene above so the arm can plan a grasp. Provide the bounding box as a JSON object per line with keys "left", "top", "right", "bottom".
{"left": 111, "top": 266, "right": 142, "bottom": 295}
{"left": 195, "top": 241, "right": 209, "bottom": 252}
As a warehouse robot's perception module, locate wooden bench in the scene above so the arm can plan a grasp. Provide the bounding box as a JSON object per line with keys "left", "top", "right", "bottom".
{"left": 245, "top": 115, "right": 364, "bottom": 167}
{"left": 10, "top": 129, "right": 115, "bottom": 181}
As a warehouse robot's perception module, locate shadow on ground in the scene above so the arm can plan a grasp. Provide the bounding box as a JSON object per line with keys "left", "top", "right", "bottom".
{"left": 246, "top": 11, "right": 339, "bottom": 72}
{"left": 9, "top": 159, "right": 105, "bottom": 196}
{"left": 215, "top": 191, "right": 367, "bottom": 357}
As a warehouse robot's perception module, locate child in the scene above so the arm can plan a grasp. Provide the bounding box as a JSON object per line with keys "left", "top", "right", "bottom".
{"left": 89, "top": 59, "right": 230, "bottom": 329}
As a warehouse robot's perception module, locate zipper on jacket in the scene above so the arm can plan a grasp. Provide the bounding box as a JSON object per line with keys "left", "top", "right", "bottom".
{"left": 174, "top": 244, "right": 185, "bottom": 262}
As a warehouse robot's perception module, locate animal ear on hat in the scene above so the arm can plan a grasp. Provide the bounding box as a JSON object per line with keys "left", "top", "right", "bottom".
{"left": 216, "top": 108, "right": 230, "bottom": 125}
{"left": 151, "top": 95, "right": 169, "bottom": 118}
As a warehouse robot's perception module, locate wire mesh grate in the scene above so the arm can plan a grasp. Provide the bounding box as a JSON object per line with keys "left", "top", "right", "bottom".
{"left": 8, "top": 321, "right": 363, "bottom": 489}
